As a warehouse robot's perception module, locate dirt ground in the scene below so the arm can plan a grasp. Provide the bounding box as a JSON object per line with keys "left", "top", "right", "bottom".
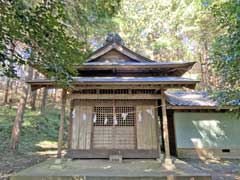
{"left": 184, "top": 159, "right": 240, "bottom": 180}
{"left": 0, "top": 151, "right": 54, "bottom": 180}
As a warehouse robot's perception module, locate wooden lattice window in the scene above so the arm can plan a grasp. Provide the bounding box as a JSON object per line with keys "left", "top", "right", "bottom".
{"left": 73, "top": 89, "right": 160, "bottom": 94}
{"left": 116, "top": 107, "right": 135, "bottom": 126}
{"left": 93, "top": 106, "right": 135, "bottom": 126}
{"left": 99, "top": 89, "right": 129, "bottom": 94}
{"left": 94, "top": 107, "right": 113, "bottom": 126}
{"left": 132, "top": 89, "right": 157, "bottom": 94}
{"left": 74, "top": 89, "right": 97, "bottom": 94}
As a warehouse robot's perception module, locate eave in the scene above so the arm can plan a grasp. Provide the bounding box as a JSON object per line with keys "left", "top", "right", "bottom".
{"left": 75, "top": 62, "right": 196, "bottom": 77}
{"left": 27, "top": 76, "right": 199, "bottom": 91}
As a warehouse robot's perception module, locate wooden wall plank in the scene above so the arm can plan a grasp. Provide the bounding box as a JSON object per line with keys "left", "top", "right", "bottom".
{"left": 78, "top": 105, "right": 93, "bottom": 150}
{"left": 72, "top": 105, "right": 93, "bottom": 150}
{"left": 136, "top": 106, "right": 144, "bottom": 149}
{"left": 85, "top": 106, "right": 93, "bottom": 149}
{"left": 68, "top": 101, "right": 73, "bottom": 149}
{"left": 78, "top": 105, "right": 85, "bottom": 149}
{"left": 136, "top": 105, "right": 158, "bottom": 150}
{"left": 71, "top": 105, "right": 79, "bottom": 149}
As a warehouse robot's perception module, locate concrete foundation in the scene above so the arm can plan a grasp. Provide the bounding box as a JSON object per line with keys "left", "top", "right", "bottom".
{"left": 10, "top": 158, "right": 211, "bottom": 180}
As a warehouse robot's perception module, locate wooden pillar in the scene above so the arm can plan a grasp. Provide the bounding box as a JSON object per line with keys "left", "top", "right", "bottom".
{"left": 156, "top": 100, "right": 161, "bottom": 159}
{"left": 161, "top": 91, "right": 172, "bottom": 164}
{"left": 57, "top": 89, "right": 67, "bottom": 159}
{"left": 67, "top": 100, "right": 73, "bottom": 149}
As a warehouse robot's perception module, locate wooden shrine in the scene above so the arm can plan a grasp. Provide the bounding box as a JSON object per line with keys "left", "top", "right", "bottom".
{"left": 28, "top": 34, "right": 198, "bottom": 161}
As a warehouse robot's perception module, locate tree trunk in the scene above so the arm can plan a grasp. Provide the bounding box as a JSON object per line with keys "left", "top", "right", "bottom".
{"left": 199, "top": 52, "right": 206, "bottom": 91}
{"left": 8, "top": 80, "right": 14, "bottom": 109}
{"left": 3, "top": 78, "right": 10, "bottom": 105}
{"left": 15, "top": 81, "right": 19, "bottom": 94}
{"left": 30, "top": 90, "right": 37, "bottom": 111}
{"left": 40, "top": 88, "right": 48, "bottom": 114}
{"left": 11, "top": 66, "right": 33, "bottom": 150}
{"left": 203, "top": 40, "right": 209, "bottom": 89}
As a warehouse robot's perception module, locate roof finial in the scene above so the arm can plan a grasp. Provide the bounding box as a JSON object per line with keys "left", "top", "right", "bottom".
{"left": 105, "top": 33, "right": 124, "bottom": 45}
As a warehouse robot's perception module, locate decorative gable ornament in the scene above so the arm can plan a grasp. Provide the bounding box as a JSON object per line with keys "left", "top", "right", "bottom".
{"left": 105, "top": 33, "right": 124, "bottom": 45}
{"left": 86, "top": 33, "right": 153, "bottom": 63}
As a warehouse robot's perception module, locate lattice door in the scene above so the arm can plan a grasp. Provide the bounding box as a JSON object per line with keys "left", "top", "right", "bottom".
{"left": 93, "top": 106, "right": 136, "bottom": 149}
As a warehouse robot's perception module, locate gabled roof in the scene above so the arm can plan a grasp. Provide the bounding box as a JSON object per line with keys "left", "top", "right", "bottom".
{"left": 80, "top": 35, "right": 196, "bottom": 77}
{"left": 86, "top": 41, "right": 154, "bottom": 63}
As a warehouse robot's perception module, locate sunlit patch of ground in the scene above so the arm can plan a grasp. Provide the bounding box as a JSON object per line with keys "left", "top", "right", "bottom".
{"left": 35, "top": 140, "right": 67, "bottom": 156}
{"left": 36, "top": 140, "right": 58, "bottom": 149}
{"left": 184, "top": 159, "right": 240, "bottom": 180}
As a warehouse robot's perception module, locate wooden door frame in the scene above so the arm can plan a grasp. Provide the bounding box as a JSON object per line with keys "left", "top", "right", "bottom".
{"left": 91, "top": 101, "right": 137, "bottom": 150}
{"left": 67, "top": 98, "right": 160, "bottom": 159}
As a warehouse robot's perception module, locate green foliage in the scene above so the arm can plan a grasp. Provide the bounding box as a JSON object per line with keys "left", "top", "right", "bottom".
{"left": 113, "top": 0, "right": 239, "bottom": 105}
{"left": 114, "top": 0, "right": 215, "bottom": 62}
{"left": 0, "top": 0, "right": 86, "bottom": 82}
{"left": 210, "top": 0, "right": 240, "bottom": 105}
{"left": 0, "top": 107, "right": 67, "bottom": 153}
{"left": 0, "top": 0, "right": 120, "bottom": 85}
{"left": 66, "top": 0, "right": 121, "bottom": 48}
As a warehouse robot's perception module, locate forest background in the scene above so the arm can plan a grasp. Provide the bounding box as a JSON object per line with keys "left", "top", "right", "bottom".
{"left": 0, "top": 0, "right": 239, "bottom": 178}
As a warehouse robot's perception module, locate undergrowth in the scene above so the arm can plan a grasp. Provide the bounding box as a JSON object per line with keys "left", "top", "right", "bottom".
{"left": 0, "top": 106, "right": 68, "bottom": 154}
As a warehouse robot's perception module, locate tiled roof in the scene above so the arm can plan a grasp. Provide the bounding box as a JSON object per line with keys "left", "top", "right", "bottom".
{"left": 166, "top": 91, "right": 218, "bottom": 107}
{"left": 28, "top": 76, "right": 198, "bottom": 83}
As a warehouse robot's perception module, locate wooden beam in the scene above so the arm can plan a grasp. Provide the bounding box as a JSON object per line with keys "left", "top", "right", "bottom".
{"left": 161, "top": 91, "right": 172, "bottom": 164}
{"left": 66, "top": 149, "right": 159, "bottom": 159}
{"left": 67, "top": 100, "right": 73, "bottom": 149}
{"left": 57, "top": 89, "right": 67, "bottom": 159}
{"left": 29, "top": 82, "right": 197, "bottom": 90}
{"left": 167, "top": 105, "right": 239, "bottom": 110}
{"left": 80, "top": 84, "right": 195, "bottom": 89}
{"left": 73, "top": 85, "right": 165, "bottom": 90}
{"left": 68, "top": 94, "right": 162, "bottom": 100}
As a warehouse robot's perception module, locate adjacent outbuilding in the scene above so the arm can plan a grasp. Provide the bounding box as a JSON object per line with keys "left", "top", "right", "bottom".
{"left": 166, "top": 91, "right": 240, "bottom": 159}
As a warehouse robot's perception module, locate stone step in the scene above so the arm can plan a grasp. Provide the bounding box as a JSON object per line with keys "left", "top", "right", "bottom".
{"left": 11, "top": 175, "right": 211, "bottom": 180}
